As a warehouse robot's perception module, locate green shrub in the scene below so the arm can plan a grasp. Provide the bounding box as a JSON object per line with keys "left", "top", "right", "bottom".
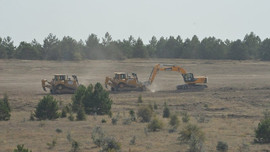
{"left": 0, "top": 93, "right": 11, "bottom": 121}
{"left": 129, "top": 136, "right": 136, "bottom": 145}
{"left": 72, "top": 85, "right": 86, "bottom": 112}
{"left": 178, "top": 124, "right": 205, "bottom": 143}
{"left": 70, "top": 140, "right": 80, "bottom": 152}
{"left": 137, "top": 95, "right": 143, "bottom": 103}
{"left": 68, "top": 113, "right": 75, "bottom": 121}
{"left": 101, "top": 119, "right": 106, "bottom": 123}
{"left": 129, "top": 109, "right": 136, "bottom": 121}
{"left": 73, "top": 83, "right": 112, "bottom": 115}
{"left": 154, "top": 102, "right": 158, "bottom": 110}
{"left": 137, "top": 105, "right": 153, "bottom": 122}
{"left": 55, "top": 128, "right": 62, "bottom": 133}
{"left": 61, "top": 108, "right": 67, "bottom": 118}
{"left": 216, "top": 141, "right": 228, "bottom": 152}
{"left": 76, "top": 107, "right": 86, "bottom": 121}
{"left": 163, "top": 102, "right": 170, "bottom": 118}
{"left": 47, "top": 138, "right": 57, "bottom": 149}
{"left": 13, "top": 144, "right": 32, "bottom": 152}
{"left": 34, "top": 95, "right": 59, "bottom": 120}
{"left": 170, "top": 114, "right": 180, "bottom": 129}
{"left": 182, "top": 111, "right": 190, "bottom": 123}
{"left": 111, "top": 117, "right": 118, "bottom": 125}
{"left": 101, "top": 137, "right": 121, "bottom": 152}
{"left": 178, "top": 124, "right": 205, "bottom": 152}
{"left": 3, "top": 93, "right": 10, "bottom": 111}
{"left": 255, "top": 118, "right": 270, "bottom": 143}
{"left": 91, "top": 126, "right": 105, "bottom": 147}
{"left": 148, "top": 117, "right": 164, "bottom": 132}
{"left": 122, "top": 118, "right": 132, "bottom": 125}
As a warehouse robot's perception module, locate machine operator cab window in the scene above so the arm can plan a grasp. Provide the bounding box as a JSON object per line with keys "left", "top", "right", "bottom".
{"left": 115, "top": 73, "right": 126, "bottom": 80}
{"left": 54, "top": 75, "right": 66, "bottom": 81}
{"left": 120, "top": 74, "right": 126, "bottom": 79}
{"left": 183, "top": 73, "right": 194, "bottom": 82}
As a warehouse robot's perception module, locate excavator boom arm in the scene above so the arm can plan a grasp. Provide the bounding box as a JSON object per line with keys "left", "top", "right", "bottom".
{"left": 147, "top": 64, "right": 206, "bottom": 85}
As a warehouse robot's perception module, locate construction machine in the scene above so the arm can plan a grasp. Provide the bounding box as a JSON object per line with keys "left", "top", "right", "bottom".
{"left": 42, "top": 74, "right": 79, "bottom": 94}
{"left": 146, "top": 64, "right": 207, "bottom": 90}
{"left": 105, "top": 72, "right": 146, "bottom": 91}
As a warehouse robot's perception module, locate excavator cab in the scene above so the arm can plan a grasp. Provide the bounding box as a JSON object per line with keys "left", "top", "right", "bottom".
{"left": 182, "top": 73, "right": 195, "bottom": 82}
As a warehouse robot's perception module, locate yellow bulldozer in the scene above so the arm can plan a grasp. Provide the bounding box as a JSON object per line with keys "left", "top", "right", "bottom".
{"left": 105, "top": 72, "right": 146, "bottom": 91}
{"left": 41, "top": 74, "right": 79, "bottom": 94}
{"left": 146, "top": 64, "right": 208, "bottom": 90}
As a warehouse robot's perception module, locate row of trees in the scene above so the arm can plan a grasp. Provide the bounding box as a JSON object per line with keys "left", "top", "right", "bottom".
{"left": 1, "top": 32, "right": 270, "bottom": 60}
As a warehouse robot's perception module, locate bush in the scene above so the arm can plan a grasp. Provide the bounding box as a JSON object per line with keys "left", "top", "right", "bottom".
{"left": 72, "top": 85, "right": 86, "bottom": 112}
{"left": 76, "top": 107, "right": 86, "bottom": 121}
{"left": 34, "top": 95, "right": 59, "bottom": 120}
{"left": 216, "top": 141, "right": 228, "bottom": 152}
{"left": 101, "top": 137, "right": 121, "bottom": 152}
{"left": 137, "top": 95, "right": 143, "bottom": 103}
{"left": 170, "top": 114, "right": 180, "bottom": 129}
{"left": 70, "top": 140, "right": 80, "bottom": 152}
{"left": 91, "top": 126, "right": 105, "bottom": 147}
{"left": 154, "top": 102, "right": 158, "bottom": 110}
{"left": 137, "top": 105, "right": 153, "bottom": 122}
{"left": 47, "top": 138, "right": 57, "bottom": 149}
{"left": 129, "top": 109, "right": 136, "bottom": 121}
{"left": 0, "top": 93, "right": 11, "bottom": 121}
{"left": 178, "top": 124, "right": 205, "bottom": 152}
{"left": 182, "top": 111, "right": 190, "bottom": 123}
{"left": 73, "top": 83, "right": 113, "bottom": 115}
{"left": 163, "top": 102, "right": 170, "bottom": 118}
{"left": 129, "top": 136, "right": 136, "bottom": 145}
{"left": 148, "top": 117, "right": 164, "bottom": 132}
{"left": 14, "top": 144, "right": 32, "bottom": 152}
{"left": 111, "top": 117, "right": 118, "bottom": 125}
{"left": 255, "top": 118, "right": 270, "bottom": 143}
{"left": 0, "top": 100, "right": 10, "bottom": 121}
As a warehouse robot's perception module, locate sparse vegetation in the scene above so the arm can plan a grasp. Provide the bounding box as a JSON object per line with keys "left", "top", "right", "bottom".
{"left": 169, "top": 114, "right": 180, "bottom": 131}
{"left": 91, "top": 126, "right": 105, "bottom": 147}
{"left": 137, "top": 105, "right": 153, "bottom": 122}
{"left": 129, "top": 109, "right": 136, "bottom": 121}
{"left": 129, "top": 136, "right": 136, "bottom": 145}
{"left": 178, "top": 124, "right": 205, "bottom": 152}
{"left": 13, "top": 144, "right": 32, "bottom": 152}
{"left": 216, "top": 141, "right": 228, "bottom": 152}
{"left": 0, "top": 93, "right": 11, "bottom": 121}
{"left": 181, "top": 111, "right": 190, "bottom": 123}
{"left": 34, "top": 95, "right": 59, "bottom": 120}
{"left": 148, "top": 117, "right": 164, "bottom": 132}
{"left": 47, "top": 138, "right": 57, "bottom": 149}
{"left": 137, "top": 95, "right": 143, "bottom": 103}
{"left": 101, "top": 137, "right": 121, "bottom": 152}
{"left": 154, "top": 102, "right": 158, "bottom": 110}
{"left": 76, "top": 107, "right": 86, "bottom": 121}
{"left": 255, "top": 117, "right": 270, "bottom": 143}
{"left": 163, "top": 102, "right": 170, "bottom": 118}
{"left": 70, "top": 140, "right": 80, "bottom": 152}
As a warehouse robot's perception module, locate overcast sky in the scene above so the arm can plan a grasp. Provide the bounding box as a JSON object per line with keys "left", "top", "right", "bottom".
{"left": 0, "top": 0, "right": 269, "bottom": 46}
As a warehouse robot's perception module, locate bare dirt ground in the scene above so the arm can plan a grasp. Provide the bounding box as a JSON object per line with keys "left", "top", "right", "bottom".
{"left": 0, "top": 59, "right": 270, "bottom": 152}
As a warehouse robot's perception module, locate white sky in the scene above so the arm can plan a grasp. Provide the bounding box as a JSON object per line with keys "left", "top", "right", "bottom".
{"left": 0, "top": 0, "right": 269, "bottom": 46}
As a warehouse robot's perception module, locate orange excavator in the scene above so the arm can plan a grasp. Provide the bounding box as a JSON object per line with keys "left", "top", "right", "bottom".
{"left": 146, "top": 64, "right": 208, "bottom": 90}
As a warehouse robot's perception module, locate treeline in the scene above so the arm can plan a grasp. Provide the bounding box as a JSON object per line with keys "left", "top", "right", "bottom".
{"left": 1, "top": 32, "right": 270, "bottom": 60}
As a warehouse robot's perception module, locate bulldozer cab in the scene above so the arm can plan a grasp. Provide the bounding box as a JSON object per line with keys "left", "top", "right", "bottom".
{"left": 114, "top": 72, "right": 127, "bottom": 80}
{"left": 54, "top": 74, "right": 67, "bottom": 81}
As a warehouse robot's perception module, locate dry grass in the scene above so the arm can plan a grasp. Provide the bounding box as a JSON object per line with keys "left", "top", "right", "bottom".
{"left": 1, "top": 59, "right": 270, "bottom": 151}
